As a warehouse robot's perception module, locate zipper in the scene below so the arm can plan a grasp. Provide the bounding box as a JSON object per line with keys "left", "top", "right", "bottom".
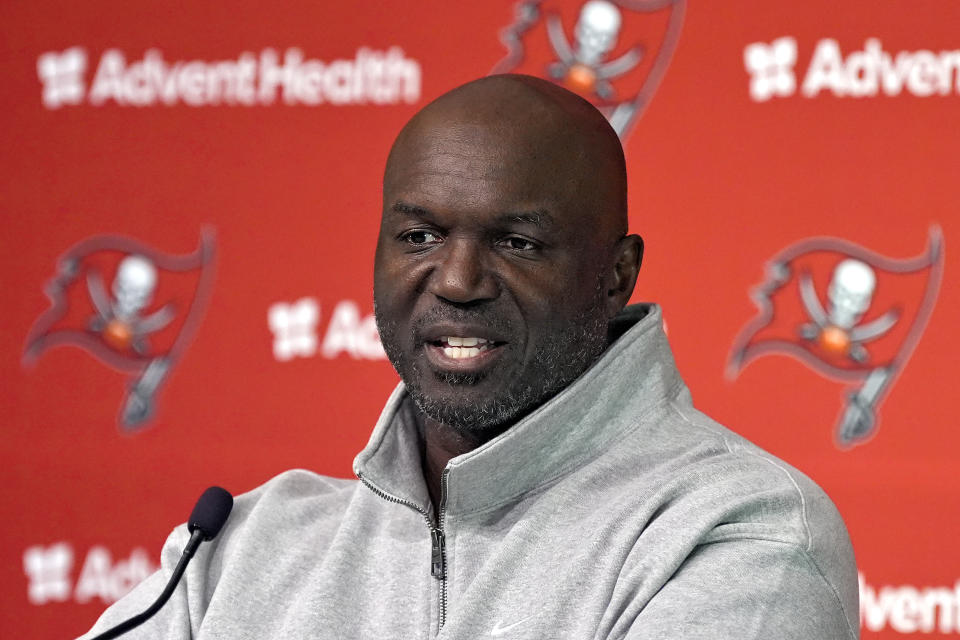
{"left": 436, "top": 468, "right": 449, "bottom": 628}
{"left": 430, "top": 528, "right": 445, "bottom": 577}
{"left": 356, "top": 469, "right": 450, "bottom": 630}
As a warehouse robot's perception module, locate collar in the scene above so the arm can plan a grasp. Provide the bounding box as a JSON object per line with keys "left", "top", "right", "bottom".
{"left": 353, "top": 303, "right": 686, "bottom": 516}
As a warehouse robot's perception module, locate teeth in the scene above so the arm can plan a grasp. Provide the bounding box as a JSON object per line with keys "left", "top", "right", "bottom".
{"left": 440, "top": 336, "right": 489, "bottom": 347}
{"left": 442, "top": 345, "right": 485, "bottom": 359}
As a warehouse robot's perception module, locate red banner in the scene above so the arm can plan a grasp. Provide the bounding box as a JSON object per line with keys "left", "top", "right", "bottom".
{"left": 2, "top": 1, "right": 958, "bottom": 637}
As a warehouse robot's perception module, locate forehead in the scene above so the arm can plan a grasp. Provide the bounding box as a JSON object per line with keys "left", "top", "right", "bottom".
{"left": 384, "top": 120, "right": 589, "bottom": 216}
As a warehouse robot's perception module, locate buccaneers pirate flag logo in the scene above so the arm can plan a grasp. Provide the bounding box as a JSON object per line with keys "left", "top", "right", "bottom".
{"left": 727, "top": 228, "right": 944, "bottom": 448}
{"left": 23, "top": 231, "right": 216, "bottom": 430}
{"left": 491, "top": 0, "right": 686, "bottom": 139}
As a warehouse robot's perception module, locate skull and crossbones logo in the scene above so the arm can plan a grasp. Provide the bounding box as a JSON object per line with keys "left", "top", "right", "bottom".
{"left": 86, "top": 255, "right": 174, "bottom": 354}
{"left": 545, "top": 0, "right": 643, "bottom": 100}
{"left": 798, "top": 259, "right": 899, "bottom": 363}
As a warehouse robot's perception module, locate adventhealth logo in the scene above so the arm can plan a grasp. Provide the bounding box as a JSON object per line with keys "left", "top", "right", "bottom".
{"left": 36, "top": 46, "right": 421, "bottom": 109}
{"left": 267, "top": 298, "right": 386, "bottom": 362}
{"left": 744, "top": 37, "right": 798, "bottom": 101}
{"left": 744, "top": 37, "right": 960, "bottom": 102}
{"left": 23, "top": 542, "right": 156, "bottom": 606}
{"left": 37, "top": 47, "right": 88, "bottom": 108}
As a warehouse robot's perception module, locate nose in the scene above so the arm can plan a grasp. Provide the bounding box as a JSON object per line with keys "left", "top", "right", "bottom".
{"left": 428, "top": 238, "right": 498, "bottom": 305}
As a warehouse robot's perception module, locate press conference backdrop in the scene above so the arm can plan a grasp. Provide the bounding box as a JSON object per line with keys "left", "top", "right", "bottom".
{"left": 2, "top": 1, "right": 957, "bottom": 637}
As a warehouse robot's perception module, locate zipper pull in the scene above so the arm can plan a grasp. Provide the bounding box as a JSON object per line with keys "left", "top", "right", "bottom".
{"left": 430, "top": 528, "right": 446, "bottom": 579}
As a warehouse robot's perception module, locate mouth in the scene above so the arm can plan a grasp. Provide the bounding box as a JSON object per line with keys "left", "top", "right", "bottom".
{"left": 431, "top": 336, "right": 495, "bottom": 359}
{"left": 422, "top": 334, "right": 509, "bottom": 372}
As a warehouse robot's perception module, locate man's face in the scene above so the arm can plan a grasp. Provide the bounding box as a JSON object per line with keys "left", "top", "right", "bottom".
{"left": 374, "top": 118, "right": 614, "bottom": 433}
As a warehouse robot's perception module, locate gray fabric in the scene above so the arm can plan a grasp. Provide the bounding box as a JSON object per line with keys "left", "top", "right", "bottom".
{"left": 79, "top": 303, "right": 859, "bottom": 639}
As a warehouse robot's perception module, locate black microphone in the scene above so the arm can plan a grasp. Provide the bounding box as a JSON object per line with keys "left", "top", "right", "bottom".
{"left": 89, "top": 486, "right": 234, "bottom": 640}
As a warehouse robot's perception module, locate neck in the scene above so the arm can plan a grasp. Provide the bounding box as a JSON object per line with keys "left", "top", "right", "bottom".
{"left": 418, "top": 415, "right": 507, "bottom": 512}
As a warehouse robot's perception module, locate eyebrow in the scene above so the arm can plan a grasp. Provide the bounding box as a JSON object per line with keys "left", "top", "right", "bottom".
{"left": 499, "top": 210, "right": 554, "bottom": 228}
{"left": 391, "top": 201, "right": 431, "bottom": 217}
{"left": 391, "top": 201, "right": 554, "bottom": 228}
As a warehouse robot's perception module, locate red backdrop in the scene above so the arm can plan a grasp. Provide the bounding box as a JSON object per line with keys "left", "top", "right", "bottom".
{"left": 3, "top": 1, "right": 958, "bottom": 637}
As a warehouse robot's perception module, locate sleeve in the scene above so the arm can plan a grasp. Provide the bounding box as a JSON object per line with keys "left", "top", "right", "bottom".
{"left": 76, "top": 525, "right": 196, "bottom": 640}
{"left": 619, "top": 538, "right": 859, "bottom": 640}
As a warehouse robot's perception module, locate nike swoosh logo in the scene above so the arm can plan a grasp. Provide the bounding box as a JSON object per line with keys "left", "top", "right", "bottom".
{"left": 491, "top": 614, "right": 537, "bottom": 636}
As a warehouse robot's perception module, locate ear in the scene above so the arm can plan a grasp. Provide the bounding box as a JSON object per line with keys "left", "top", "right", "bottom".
{"left": 605, "top": 234, "right": 643, "bottom": 318}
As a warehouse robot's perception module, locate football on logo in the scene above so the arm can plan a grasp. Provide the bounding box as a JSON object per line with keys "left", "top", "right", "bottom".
{"left": 23, "top": 231, "right": 216, "bottom": 430}
{"left": 728, "top": 228, "right": 944, "bottom": 448}
{"left": 492, "top": 0, "right": 686, "bottom": 139}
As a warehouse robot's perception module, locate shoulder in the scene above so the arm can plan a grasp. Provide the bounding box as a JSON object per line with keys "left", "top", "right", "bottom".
{"left": 664, "top": 400, "right": 849, "bottom": 548}
{"left": 230, "top": 468, "right": 359, "bottom": 523}
{"left": 656, "top": 400, "right": 859, "bottom": 635}
{"left": 163, "top": 470, "right": 360, "bottom": 582}
{"left": 213, "top": 469, "right": 360, "bottom": 549}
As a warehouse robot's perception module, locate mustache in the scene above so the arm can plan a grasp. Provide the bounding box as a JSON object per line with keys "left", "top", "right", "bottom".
{"left": 411, "top": 303, "right": 515, "bottom": 343}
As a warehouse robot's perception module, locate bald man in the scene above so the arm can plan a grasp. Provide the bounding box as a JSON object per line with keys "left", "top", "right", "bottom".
{"left": 81, "top": 76, "right": 859, "bottom": 640}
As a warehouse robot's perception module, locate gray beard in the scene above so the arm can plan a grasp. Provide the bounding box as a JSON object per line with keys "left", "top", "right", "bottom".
{"left": 415, "top": 318, "right": 608, "bottom": 433}
{"left": 375, "top": 287, "right": 609, "bottom": 436}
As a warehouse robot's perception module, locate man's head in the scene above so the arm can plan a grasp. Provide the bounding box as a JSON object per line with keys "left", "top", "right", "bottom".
{"left": 374, "top": 74, "right": 642, "bottom": 436}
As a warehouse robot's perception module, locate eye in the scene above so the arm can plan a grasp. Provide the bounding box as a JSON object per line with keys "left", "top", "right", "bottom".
{"left": 499, "top": 236, "right": 539, "bottom": 252}
{"left": 401, "top": 230, "right": 443, "bottom": 246}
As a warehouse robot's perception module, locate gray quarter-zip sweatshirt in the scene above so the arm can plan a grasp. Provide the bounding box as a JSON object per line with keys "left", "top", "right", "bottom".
{"left": 80, "top": 303, "right": 859, "bottom": 639}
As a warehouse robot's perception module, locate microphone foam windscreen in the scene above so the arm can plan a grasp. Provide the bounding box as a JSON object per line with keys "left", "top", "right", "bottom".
{"left": 188, "top": 486, "right": 234, "bottom": 540}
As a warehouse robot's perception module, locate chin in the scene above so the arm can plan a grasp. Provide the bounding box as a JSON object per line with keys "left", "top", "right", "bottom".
{"left": 408, "top": 379, "right": 539, "bottom": 433}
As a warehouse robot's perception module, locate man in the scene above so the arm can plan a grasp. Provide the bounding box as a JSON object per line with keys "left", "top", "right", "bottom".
{"left": 81, "top": 75, "right": 859, "bottom": 639}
